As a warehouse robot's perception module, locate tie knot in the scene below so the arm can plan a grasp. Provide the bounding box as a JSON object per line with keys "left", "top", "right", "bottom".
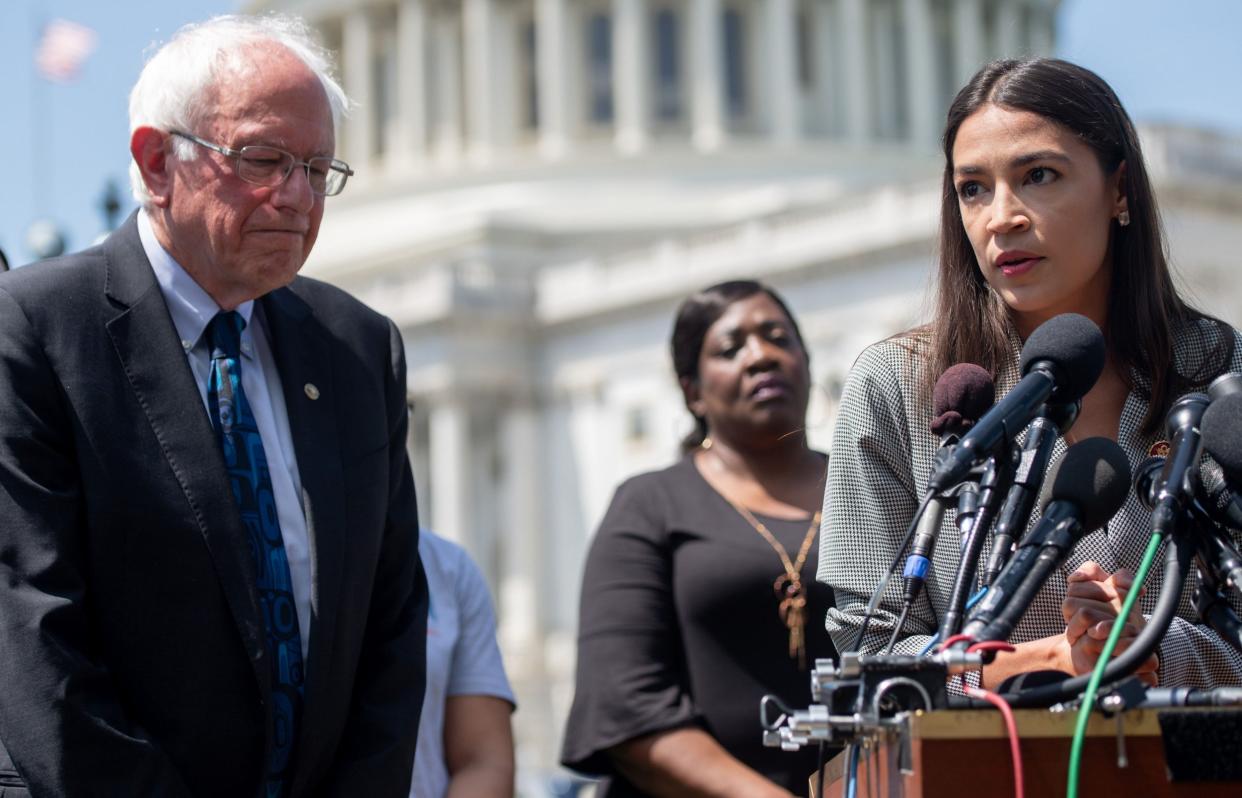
{"left": 206, "top": 311, "right": 245, "bottom": 360}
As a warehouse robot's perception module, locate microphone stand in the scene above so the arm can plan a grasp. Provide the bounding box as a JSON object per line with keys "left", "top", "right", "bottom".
{"left": 999, "top": 524, "right": 1196, "bottom": 708}
{"left": 1195, "top": 573, "right": 1242, "bottom": 653}
{"left": 938, "top": 448, "right": 1016, "bottom": 641}
{"left": 1192, "top": 520, "right": 1242, "bottom": 652}
{"left": 981, "top": 402, "right": 1080, "bottom": 588}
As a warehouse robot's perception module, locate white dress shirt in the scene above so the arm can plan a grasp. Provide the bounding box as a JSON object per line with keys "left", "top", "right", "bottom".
{"left": 139, "top": 210, "right": 313, "bottom": 660}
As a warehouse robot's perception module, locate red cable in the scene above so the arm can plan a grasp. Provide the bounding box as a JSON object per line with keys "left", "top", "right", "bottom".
{"left": 939, "top": 633, "right": 975, "bottom": 651}
{"left": 966, "top": 685, "right": 1024, "bottom": 798}
{"left": 967, "top": 640, "right": 1016, "bottom": 656}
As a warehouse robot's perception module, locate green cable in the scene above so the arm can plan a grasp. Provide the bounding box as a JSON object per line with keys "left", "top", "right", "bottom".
{"left": 1065, "top": 530, "right": 1164, "bottom": 798}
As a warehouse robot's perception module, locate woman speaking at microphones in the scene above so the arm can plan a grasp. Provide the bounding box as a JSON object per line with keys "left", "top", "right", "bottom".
{"left": 819, "top": 57, "right": 1242, "bottom": 691}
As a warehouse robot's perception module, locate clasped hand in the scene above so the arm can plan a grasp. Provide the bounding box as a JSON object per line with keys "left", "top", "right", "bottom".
{"left": 1060, "top": 561, "right": 1159, "bottom": 686}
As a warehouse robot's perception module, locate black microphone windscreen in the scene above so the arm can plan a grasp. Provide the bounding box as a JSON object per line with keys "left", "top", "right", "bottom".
{"left": 930, "top": 363, "right": 995, "bottom": 438}
{"left": 1202, "top": 392, "right": 1242, "bottom": 483}
{"left": 1038, "top": 436, "right": 1131, "bottom": 530}
{"left": 1018, "top": 314, "right": 1106, "bottom": 402}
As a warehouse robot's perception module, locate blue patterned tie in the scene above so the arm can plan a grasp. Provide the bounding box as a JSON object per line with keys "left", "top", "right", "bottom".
{"left": 206, "top": 311, "right": 304, "bottom": 798}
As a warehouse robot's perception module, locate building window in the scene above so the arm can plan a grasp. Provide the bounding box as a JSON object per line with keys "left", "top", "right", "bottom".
{"left": 586, "top": 12, "right": 614, "bottom": 124}
{"left": 723, "top": 8, "right": 747, "bottom": 120}
{"left": 653, "top": 8, "right": 682, "bottom": 122}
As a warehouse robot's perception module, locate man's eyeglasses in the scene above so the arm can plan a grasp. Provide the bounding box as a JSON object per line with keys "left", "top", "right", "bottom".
{"left": 170, "top": 130, "right": 354, "bottom": 197}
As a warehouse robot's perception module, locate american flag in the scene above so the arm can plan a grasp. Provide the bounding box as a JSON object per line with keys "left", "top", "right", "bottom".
{"left": 35, "top": 19, "right": 98, "bottom": 83}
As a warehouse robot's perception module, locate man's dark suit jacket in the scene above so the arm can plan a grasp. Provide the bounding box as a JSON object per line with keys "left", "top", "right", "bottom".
{"left": 0, "top": 214, "right": 428, "bottom": 797}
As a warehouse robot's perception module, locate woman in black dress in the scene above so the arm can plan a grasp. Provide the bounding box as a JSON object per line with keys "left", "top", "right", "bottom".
{"left": 561, "top": 280, "right": 836, "bottom": 797}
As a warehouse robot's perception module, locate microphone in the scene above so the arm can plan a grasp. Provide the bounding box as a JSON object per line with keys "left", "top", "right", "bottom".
{"left": 927, "top": 314, "right": 1106, "bottom": 491}
{"left": 903, "top": 364, "right": 995, "bottom": 603}
{"left": 930, "top": 363, "right": 996, "bottom": 444}
{"left": 1202, "top": 392, "right": 1242, "bottom": 488}
{"left": 956, "top": 482, "right": 981, "bottom": 540}
{"left": 1137, "top": 454, "right": 1242, "bottom": 593}
{"left": 1191, "top": 394, "right": 1242, "bottom": 591}
{"left": 1208, "top": 372, "right": 1242, "bottom": 402}
{"left": 1146, "top": 393, "right": 1210, "bottom": 535}
{"left": 960, "top": 437, "right": 1131, "bottom": 643}
{"left": 982, "top": 401, "right": 1081, "bottom": 587}
{"left": 1197, "top": 393, "right": 1242, "bottom": 530}
{"left": 1137, "top": 456, "right": 1242, "bottom": 536}
{"left": 1196, "top": 458, "right": 1242, "bottom": 532}
{"left": 937, "top": 448, "right": 1015, "bottom": 639}
{"left": 1138, "top": 444, "right": 1242, "bottom": 602}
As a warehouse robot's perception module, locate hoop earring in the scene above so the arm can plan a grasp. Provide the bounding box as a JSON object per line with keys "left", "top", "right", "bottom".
{"left": 1117, "top": 210, "right": 1131, "bottom": 227}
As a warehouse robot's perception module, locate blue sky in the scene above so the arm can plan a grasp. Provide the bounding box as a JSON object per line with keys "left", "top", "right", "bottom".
{"left": 1, "top": 0, "right": 1240, "bottom": 266}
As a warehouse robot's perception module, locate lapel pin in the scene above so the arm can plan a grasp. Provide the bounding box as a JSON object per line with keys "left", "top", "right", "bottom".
{"left": 304, "top": 383, "right": 320, "bottom": 400}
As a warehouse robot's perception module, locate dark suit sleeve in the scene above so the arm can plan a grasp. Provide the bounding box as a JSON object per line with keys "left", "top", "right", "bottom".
{"left": 0, "top": 287, "right": 194, "bottom": 797}
{"left": 320, "top": 318, "right": 428, "bottom": 797}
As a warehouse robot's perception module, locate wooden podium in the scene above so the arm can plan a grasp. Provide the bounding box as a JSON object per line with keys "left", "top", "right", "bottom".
{"left": 811, "top": 708, "right": 1241, "bottom": 797}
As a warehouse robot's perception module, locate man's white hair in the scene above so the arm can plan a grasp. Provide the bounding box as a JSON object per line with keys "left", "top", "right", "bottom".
{"left": 128, "top": 14, "right": 350, "bottom": 206}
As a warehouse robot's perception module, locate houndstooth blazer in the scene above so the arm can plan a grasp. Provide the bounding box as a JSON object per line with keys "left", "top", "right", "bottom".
{"left": 818, "top": 318, "right": 1242, "bottom": 688}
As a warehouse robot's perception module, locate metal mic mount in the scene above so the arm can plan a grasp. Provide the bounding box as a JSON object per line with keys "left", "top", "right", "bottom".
{"left": 1096, "top": 676, "right": 1242, "bottom": 711}
{"left": 761, "top": 651, "right": 984, "bottom": 752}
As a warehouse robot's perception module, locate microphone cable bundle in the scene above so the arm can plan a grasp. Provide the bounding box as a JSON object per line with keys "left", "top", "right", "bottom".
{"left": 763, "top": 313, "right": 1242, "bottom": 797}
{"left": 886, "top": 363, "right": 995, "bottom": 654}
{"left": 859, "top": 313, "right": 1105, "bottom": 654}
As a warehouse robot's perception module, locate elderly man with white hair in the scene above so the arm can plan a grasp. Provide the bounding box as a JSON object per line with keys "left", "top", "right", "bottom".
{"left": 0, "top": 14, "right": 427, "bottom": 798}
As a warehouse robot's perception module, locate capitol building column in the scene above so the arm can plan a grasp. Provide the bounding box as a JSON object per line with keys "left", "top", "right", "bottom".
{"left": 536, "top": 0, "right": 571, "bottom": 159}
{"left": 496, "top": 398, "right": 555, "bottom": 773}
{"left": 1028, "top": 2, "right": 1055, "bottom": 55}
{"left": 994, "top": 0, "right": 1022, "bottom": 57}
{"left": 952, "top": 0, "right": 986, "bottom": 87}
{"left": 464, "top": 0, "right": 497, "bottom": 164}
{"left": 431, "top": 11, "right": 465, "bottom": 162}
{"left": 689, "top": 0, "right": 725, "bottom": 152}
{"left": 901, "top": 0, "right": 938, "bottom": 147}
{"left": 497, "top": 401, "right": 545, "bottom": 662}
{"left": 396, "top": 0, "right": 428, "bottom": 168}
{"left": 428, "top": 396, "right": 472, "bottom": 549}
{"left": 763, "top": 0, "right": 800, "bottom": 146}
{"left": 342, "top": 8, "right": 374, "bottom": 171}
{"left": 809, "top": 0, "right": 835, "bottom": 137}
{"left": 839, "top": 0, "right": 871, "bottom": 145}
{"left": 612, "top": 0, "right": 649, "bottom": 154}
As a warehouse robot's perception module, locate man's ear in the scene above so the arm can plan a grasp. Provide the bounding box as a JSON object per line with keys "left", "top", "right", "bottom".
{"left": 130, "top": 127, "right": 173, "bottom": 208}
{"left": 679, "top": 375, "right": 705, "bottom": 419}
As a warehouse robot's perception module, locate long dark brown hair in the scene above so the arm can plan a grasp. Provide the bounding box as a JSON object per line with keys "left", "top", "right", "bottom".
{"left": 929, "top": 57, "right": 1231, "bottom": 434}
{"left": 671, "top": 280, "right": 807, "bottom": 453}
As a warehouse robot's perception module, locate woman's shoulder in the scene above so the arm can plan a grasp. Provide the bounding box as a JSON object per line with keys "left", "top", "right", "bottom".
{"left": 612, "top": 457, "right": 700, "bottom": 498}
{"left": 851, "top": 330, "right": 931, "bottom": 373}
{"left": 416, "top": 528, "right": 474, "bottom": 592}
{"left": 837, "top": 331, "right": 932, "bottom": 420}
{"left": 1172, "top": 316, "right": 1241, "bottom": 385}
{"left": 596, "top": 457, "right": 704, "bottom": 533}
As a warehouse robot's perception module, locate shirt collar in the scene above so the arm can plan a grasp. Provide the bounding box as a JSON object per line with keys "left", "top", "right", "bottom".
{"left": 138, "top": 209, "right": 256, "bottom": 355}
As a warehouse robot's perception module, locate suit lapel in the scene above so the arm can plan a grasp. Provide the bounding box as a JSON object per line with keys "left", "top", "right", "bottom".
{"left": 260, "top": 288, "right": 347, "bottom": 758}
{"left": 101, "top": 217, "right": 269, "bottom": 694}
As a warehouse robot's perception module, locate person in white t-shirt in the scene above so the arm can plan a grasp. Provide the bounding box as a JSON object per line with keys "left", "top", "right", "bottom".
{"left": 411, "top": 529, "right": 516, "bottom": 798}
